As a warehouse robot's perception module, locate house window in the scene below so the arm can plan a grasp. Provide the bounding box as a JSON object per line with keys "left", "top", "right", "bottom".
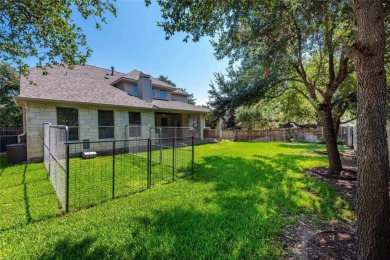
{"left": 98, "top": 110, "right": 114, "bottom": 139}
{"left": 132, "top": 85, "right": 138, "bottom": 95}
{"left": 57, "top": 107, "right": 78, "bottom": 141}
{"left": 129, "top": 112, "right": 142, "bottom": 137}
{"left": 129, "top": 112, "right": 141, "bottom": 125}
{"left": 159, "top": 90, "right": 167, "bottom": 99}
{"left": 152, "top": 88, "right": 155, "bottom": 97}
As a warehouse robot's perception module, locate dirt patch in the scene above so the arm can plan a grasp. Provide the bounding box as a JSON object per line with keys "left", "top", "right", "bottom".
{"left": 307, "top": 231, "right": 356, "bottom": 260}
{"left": 283, "top": 218, "right": 356, "bottom": 260}
{"left": 283, "top": 148, "right": 357, "bottom": 259}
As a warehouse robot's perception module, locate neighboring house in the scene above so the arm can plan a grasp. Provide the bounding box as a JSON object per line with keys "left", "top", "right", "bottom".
{"left": 14, "top": 65, "right": 209, "bottom": 161}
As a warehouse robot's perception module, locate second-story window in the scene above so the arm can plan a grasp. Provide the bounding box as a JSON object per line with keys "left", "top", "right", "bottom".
{"left": 98, "top": 110, "right": 114, "bottom": 139}
{"left": 159, "top": 90, "right": 167, "bottom": 99}
{"left": 152, "top": 88, "right": 155, "bottom": 97}
{"left": 132, "top": 85, "right": 138, "bottom": 95}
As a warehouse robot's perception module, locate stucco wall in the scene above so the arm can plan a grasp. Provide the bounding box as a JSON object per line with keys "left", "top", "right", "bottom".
{"left": 24, "top": 101, "right": 155, "bottom": 161}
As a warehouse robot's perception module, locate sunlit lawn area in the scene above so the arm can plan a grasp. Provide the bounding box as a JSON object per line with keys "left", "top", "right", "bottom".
{"left": 0, "top": 141, "right": 353, "bottom": 258}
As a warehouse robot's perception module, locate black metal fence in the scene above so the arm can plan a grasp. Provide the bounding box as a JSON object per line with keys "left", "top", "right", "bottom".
{"left": 66, "top": 137, "right": 194, "bottom": 211}
{"left": 44, "top": 123, "right": 194, "bottom": 212}
{"left": 0, "top": 128, "right": 23, "bottom": 152}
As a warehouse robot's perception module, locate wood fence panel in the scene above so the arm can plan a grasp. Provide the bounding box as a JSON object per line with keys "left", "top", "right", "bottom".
{"left": 222, "top": 128, "right": 325, "bottom": 142}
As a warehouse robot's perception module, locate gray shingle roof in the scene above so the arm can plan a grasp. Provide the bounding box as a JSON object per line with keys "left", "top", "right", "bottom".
{"left": 18, "top": 65, "right": 209, "bottom": 113}
{"left": 152, "top": 99, "right": 210, "bottom": 113}
{"left": 172, "top": 89, "right": 189, "bottom": 96}
{"left": 119, "top": 69, "right": 177, "bottom": 90}
{"left": 19, "top": 65, "right": 154, "bottom": 109}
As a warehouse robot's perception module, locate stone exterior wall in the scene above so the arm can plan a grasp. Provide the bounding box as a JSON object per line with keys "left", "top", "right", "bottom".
{"left": 25, "top": 102, "right": 56, "bottom": 162}
{"left": 23, "top": 101, "right": 155, "bottom": 161}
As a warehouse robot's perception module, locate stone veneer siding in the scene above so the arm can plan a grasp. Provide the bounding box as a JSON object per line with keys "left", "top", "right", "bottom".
{"left": 24, "top": 101, "right": 155, "bottom": 162}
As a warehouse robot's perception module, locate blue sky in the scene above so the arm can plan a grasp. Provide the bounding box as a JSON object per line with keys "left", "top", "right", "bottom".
{"left": 27, "top": 0, "right": 229, "bottom": 105}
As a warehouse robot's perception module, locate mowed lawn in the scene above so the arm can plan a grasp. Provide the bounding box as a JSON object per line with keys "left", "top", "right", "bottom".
{"left": 0, "top": 141, "right": 353, "bottom": 259}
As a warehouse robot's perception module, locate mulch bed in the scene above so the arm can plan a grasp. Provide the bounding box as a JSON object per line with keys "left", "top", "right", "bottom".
{"left": 307, "top": 231, "right": 357, "bottom": 260}
{"left": 284, "top": 147, "right": 358, "bottom": 259}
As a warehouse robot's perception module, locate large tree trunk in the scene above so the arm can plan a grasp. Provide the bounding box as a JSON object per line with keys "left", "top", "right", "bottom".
{"left": 350, "top": 0, "right": 390, "bottom": 258}
{"left": 319, "top": 104, "right": 343, "bottom": 174}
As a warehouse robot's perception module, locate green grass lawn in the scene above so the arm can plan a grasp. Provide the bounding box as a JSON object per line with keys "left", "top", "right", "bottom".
{"left": 0, "top": 141, "right": 353, "bottom": 259}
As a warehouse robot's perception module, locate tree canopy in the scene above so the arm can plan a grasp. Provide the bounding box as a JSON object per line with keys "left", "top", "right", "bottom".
{"left": 0, "top": 63, "right": 21, "bottom": 127}
{"left": 153, "top": 0, "right": 376, "bottom": 173}
{"left": 0, "top": 0, "right": 116, "bottom": 74}
{"left": 236, "top": 101, "right": 278, "bottom": 130}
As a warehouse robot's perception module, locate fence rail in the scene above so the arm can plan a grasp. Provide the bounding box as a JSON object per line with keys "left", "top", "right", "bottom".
{"left": 220, "top": 127, "right": 347, "bottom": 143}
{"left": 44, "top": 123, "right": 194, "bottom": 212}
{"left": 126, "top": 125, "right": 198, "bottom": 140}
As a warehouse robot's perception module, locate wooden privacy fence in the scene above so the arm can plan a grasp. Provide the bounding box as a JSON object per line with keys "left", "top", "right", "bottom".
{"left": 221, "top": 128, "right": 324, "bottom": 142}
{"left": 204, "top": 129, "right": 220, "bottom": 139}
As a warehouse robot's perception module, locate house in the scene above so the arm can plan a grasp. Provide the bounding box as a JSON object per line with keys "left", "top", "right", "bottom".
{"left": 14, "top": 65, "right": 209, "bottom": 162}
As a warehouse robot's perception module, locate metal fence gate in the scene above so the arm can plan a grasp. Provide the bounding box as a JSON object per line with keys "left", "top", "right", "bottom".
{"left": 44, "top": 123, "right": 194, "bottom": 212}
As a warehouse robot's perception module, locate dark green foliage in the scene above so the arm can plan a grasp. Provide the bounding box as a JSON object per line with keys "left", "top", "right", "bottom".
{"left": 0, "top": 0, "right": 116, "bottom": 73}
{"left": 236, "top": 101, "right": 279, "bottom": 129}
{"left": 0, "top": 63, "right": 21, "bottom": 127}
{"left": 158, "top": 75, "right": 176, "bottom": 87}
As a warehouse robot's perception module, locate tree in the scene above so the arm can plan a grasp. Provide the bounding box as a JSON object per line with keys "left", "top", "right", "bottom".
{"left": 346, "top": 0, "right": 390, "bottom": 258}
{"left": 183, "top": 90, "right": 196, "bottom": 105}
{"left": 0, "top": 63, "right": 21, "bottom": 126}
{"left": 158, "top": 75, "right": 176, "bottom": 86}
{"left": 236, "top": 101, "right": 278, "bottom": 130}
{"left": 151, "top": 0, "right": 364, "bottom": 173}
{"left": 158, "top": 75, "right": 196, "bottom": 104}
{"left": 276, "top": 89, "right": 318, "bottom": 124}
{"left": 0, "top": 0, "right": 116, "bottom": 73}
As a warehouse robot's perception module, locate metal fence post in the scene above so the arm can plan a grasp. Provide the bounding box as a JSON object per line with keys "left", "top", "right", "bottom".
{"left": 191, "top": 136, "right": 194, "bottom": 174}
{"left": 172, "top": 138, "right": 175, "bottom": 181}
{"left": 48, "top": 124, "right": 51, "bottom": 177}
{"left": 112, "top": 141, "right": 115, "bottom": 199}
{"left": 65, "top": 144, "right": 70, "bottom": 212}
{"left": 147, "top": 139, "right": 152, "bottom": 188}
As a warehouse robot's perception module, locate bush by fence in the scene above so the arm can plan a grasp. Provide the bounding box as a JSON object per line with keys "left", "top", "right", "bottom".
{"left": 44, "top": 123, "right": 194, "bottom": 212}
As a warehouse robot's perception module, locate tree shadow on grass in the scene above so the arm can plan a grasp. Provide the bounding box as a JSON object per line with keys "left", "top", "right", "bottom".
{"left": 103, "top": 154, "right": 351, "bottom": 258}
{"left": 0, "top": 162, "right": 62, "bottom": 232}
{"left": 277, "top": 143, "right": 346, "bottom": 153}
{"left": 0, "top": 155, "right": 8, "bottom": 176}
{"left": 39, "top": 237, "right": 112, "bottom": 260}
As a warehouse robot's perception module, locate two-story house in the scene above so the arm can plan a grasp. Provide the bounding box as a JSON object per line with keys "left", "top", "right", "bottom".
{"left": 15, "top": 65, "right": 209, "bottom": 161}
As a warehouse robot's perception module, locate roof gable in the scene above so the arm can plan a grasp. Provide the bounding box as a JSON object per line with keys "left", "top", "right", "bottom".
{"left": 19, "top": 65, "right": 154, "bottom": 109}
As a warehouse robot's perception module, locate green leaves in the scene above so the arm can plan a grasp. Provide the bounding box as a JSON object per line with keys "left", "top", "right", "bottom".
{"left": 0, "top": 63, "right": 21, "bottom": 126}
{"left": 0, "top": 0, "right": 116, "bottom": 74}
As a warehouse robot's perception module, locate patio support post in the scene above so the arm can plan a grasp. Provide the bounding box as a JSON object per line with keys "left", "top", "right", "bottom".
{"left": 197, "top": 114, "right": 204, "bottom": 140}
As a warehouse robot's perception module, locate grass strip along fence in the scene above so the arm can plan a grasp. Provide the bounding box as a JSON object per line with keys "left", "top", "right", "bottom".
{"left": 43, "top": 123, "right": 194, "bottom": 212}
